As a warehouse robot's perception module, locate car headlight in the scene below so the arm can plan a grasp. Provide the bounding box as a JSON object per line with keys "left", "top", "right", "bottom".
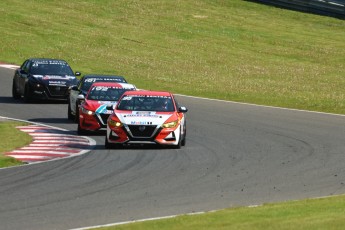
{"left": 28, "top": 78, "right": 42, "bottom": 88}
{"left": 81, "top": 107, "right": 94, "bottom": 115}
{"left": 108, "top": 119, "right": 122, "bottom": 127}
{"left": 162, "top": 120, "right": 178, "bottom": 128}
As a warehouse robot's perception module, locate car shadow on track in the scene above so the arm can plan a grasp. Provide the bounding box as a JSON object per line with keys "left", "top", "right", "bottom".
{"left": 0, "top": 96, "right": 15, "bottom": 104}
{"left": 74, "top": 131, "right": 179, "bottom": 150}
{"left": 0, "top": 96, "right": 67, "bottom": 104}
{"left": 76, "top": 131, "right": 173, "bottom": 150}
{"left": 102, "top": 142, "right": 177, "bottom": 150}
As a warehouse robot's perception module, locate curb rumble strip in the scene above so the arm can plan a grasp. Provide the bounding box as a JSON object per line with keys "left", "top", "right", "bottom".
{"left": 0, "top": 116, "right": 96, "bottom": 165}
{"left": 0, "top": 64, "right": 20, "bottom": 70}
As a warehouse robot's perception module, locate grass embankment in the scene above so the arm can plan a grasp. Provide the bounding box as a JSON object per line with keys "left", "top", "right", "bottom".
{"left": 0, "top": 121, "right": 31, "bottom": 168}
{"left": 0, "top": 0, "right": 344, "bottom": 113}
{"left": 94, "top": 195, "right": 345, "bottom": 230}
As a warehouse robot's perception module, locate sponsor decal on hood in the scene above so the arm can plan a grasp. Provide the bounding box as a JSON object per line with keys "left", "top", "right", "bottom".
{"left": 118, "top": 111, "right": 172, "bottom": 126}
{"left": 33, "top": 75, "right": 76, "bottom": 86}
{"left": 43, "top": 75, "right": 76, "bottom": 80}
{"left": 48, "top": 80, "right": 68, "bottom": 86}
{"left": 33, "top": 75, "right": 76, "bottom": 80}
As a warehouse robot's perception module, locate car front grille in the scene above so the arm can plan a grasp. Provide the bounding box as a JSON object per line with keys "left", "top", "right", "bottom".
{"left": 47, "top": 86, "right": 69, "bottom": 97}
{"left": 97, "top": 114, "right": 111, "bottom": 127}
{"left": 127, "top": 125, "right": 158, "bottom": 138}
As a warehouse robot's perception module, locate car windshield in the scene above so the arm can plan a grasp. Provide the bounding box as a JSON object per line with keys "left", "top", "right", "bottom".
{"left": 117, "top": 95, "right": 174, "bottom": 112}
{"left": 81, "top": 77, "right": 127, "bottom": 91}
{"left": 30, "top": 61, "right": 74, "bottom": 76}
{"left": 87, "top": 86, "right": 132, "bottom": 101}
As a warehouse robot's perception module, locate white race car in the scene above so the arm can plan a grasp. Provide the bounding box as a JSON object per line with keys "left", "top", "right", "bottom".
{"left": 105, "top": 90, "right": 188, "bottom": 149}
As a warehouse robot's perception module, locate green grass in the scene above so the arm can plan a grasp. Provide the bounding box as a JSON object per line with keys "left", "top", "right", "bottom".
{"left": 0, "top": 121, "right": 31, "bottom": 167}
{"left": 0, "top": 0, "right": 344, "bottom": 113}
{"left": 94, "top": 195, "right": 345, "bottom": 230}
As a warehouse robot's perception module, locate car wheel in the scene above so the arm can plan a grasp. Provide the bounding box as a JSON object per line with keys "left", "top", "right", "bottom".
{"left": 67, "top": 101, "right": 74, "bottom": 120}
{"left": 24, "top": 84, "right": 31, "bottom": 103}
{"left": 181, "top": 123, "right": 186, "bottom": 146}
{"left": 181, "top": 134, "right": 186, "bottom": 146}
{"left": 12, "top": 81, "right": 20, "bottom": 99}
{"left": 105, "top": 137, "right": 112, "bottom": 149}
{"left": 172, "top": 127, "right": 182, "bottom": 149}
{"left": 74, "top": 102, "right": 80, "bottom": 123}
{"left": 77, "top": 123, "right": 86, "bottom": 135}
{"left": 105, "top": 137, "right": 121, "bottom": 149}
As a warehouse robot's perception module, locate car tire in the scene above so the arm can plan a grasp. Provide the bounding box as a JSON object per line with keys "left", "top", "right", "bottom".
{"left": 24, "top": 84, "right": 31, "bottom": 103}
{"left": 172, "top": 127, "right": 182, "bottom": 149}
{"left": 67, "top": 101, "right": 74, "bottom": 120}
{"left": 12, "top": 81, "right": 20, "bottom": 99}
{"left": 181, "top": 123, "right": 186, "bottom": 146}
{"left": 74, "top": 102, "right": 80, "bottom": 123}
{"left": 105, "top": 137, "right": 112, "bottom": 149}
{"left": 105, "top": 137, "right": 121, "bottom": 149}
{"left": 77, "top": 123, "right": 86, "bottom": 135}
{"left": 181, "top": 135, "right": 186, "bottom": 146}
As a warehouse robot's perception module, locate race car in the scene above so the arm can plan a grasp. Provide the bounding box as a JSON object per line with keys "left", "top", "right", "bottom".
{"left": 68, "top": 74, "right": 128, "bottom": 121}
{"left": 105, "top": 90, "right": 188, "bottom": 149}
{"left": 78, "top": 82, "right": 136, "bottom": 134}
{"left": 12, "top": 58, "right": 80, "bottom": 102}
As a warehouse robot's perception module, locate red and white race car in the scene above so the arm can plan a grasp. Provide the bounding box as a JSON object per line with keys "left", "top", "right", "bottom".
{"left": 105, "top": 90, "right": 188, "bottom": 149}
{"left": 78, "top": 82, "right": 136, "bottom": 134}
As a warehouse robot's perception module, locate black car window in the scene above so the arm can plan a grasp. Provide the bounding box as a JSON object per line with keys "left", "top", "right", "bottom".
{"left": 81, "top": 77, "right": 126, "bottom": 92}
{"left": 81, "top": 78, "right": 96, "bottom": 91}
{"left": 20, "top": 60, "right": 26, "bottom": 69}
{"left": 87, "top": 86, "right": 133, "bottom": 101}
{"left": 29, "top": 61, "right": 74, "bottom": 76}
{"left": 22, "top": 60, "right": 30, "bottom": 73}
{"left": 117, "top": 96, "right": 174, "bottom": 112}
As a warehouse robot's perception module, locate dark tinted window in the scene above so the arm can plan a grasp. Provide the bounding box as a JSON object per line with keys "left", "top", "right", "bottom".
{"left": 87, "top": 86, "right": 133, "bottom": 101}
{"left": 81, "top": 77, "right": 126, "bottom": 91}
{"left": 21, "top": 60, "right": 31, "bottom": 73}
{"left": 117, "top": 96, "right": 174, "bottom": 112}
{"left": 28, "top": 60, "right": 74, "bottom": 76}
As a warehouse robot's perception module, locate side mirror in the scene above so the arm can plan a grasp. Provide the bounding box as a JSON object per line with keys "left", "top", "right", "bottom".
{"left": 179, "top": 106, "right": 188, "bottom": 113}
{"left": 71, "top": 86, "right": 79, "bottom": 91}
{"left": 77, "top": 94, "right": 85, "bottom": 100}
{"left": 75, "top": 72, "right": 81, "bottom": 77}
{"left": 106, "top": 105, "right": 114, "bottom": 110}
{"left": 20, "top": 69, "right": 27, "bottom": 75}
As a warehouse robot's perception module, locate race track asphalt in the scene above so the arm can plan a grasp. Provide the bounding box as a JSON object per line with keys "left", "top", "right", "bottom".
{"left": 1, "top": 66, "right": 345, "bottom": 230}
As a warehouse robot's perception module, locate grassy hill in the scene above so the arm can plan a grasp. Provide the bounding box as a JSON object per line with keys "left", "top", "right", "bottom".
{"left": 0, "top": 0, "right": 344, "bottom": 114}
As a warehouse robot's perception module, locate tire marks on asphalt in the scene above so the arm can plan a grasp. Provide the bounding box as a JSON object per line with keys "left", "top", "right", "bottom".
{"left": 4, "top": 125, "right": 95, "bottom": 163}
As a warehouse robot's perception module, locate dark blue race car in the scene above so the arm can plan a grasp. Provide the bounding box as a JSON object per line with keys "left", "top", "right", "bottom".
{"left": 12, "top": 58, "right": 80, "bottom": 102}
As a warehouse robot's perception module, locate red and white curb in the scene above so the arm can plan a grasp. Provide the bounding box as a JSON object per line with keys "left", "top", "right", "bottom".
{"left": 0, "top": 63, "right": 19, "bottom": 70}
{"left": 4, "top": 124, "right": 95, "bottom": 164}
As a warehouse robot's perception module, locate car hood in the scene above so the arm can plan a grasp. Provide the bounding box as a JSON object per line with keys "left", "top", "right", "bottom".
{"left": 84, "top": 100, "right": 117, "bottom": 115}
{"left": 32, "top": 75, "right": 77, "bottom": 86}
{"left": 116, "top": 111, "right": 174, "bottom": 126}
